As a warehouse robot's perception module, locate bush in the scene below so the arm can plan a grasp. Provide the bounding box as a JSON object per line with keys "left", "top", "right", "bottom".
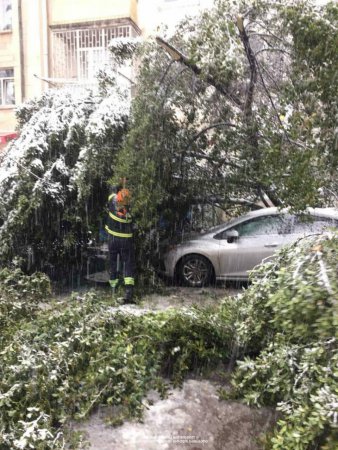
{"left": 0, "top": 291, "right": 232, "bottom": 449}
{"left": 1, "top": 232, "right": 337, "bottom": 449}
{"left": 231, "top": 232, "right": 338, "bottom": 449}
{"left": 0, "top": 268, "right": 51, "bottom": 348}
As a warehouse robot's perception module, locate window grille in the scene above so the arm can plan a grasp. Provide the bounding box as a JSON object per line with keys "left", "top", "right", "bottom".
{"left": 0, "top": 68, "right": 14, "bottom": 105}
{"left": 51, "top": 25, "right": 135, "bottom": 84}
{"left": 0, "top": 0, "right": 11, "bottom": 31}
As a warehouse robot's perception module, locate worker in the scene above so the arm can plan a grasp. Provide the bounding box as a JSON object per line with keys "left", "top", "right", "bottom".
{"left": 105, "top": 180, "right": 135, "bottom": 303}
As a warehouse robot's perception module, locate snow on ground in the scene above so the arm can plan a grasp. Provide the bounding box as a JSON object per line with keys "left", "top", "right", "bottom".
{"left": 70, "top": 285, "right": 277, "bottom": 450}
{"left": 73, "top": 378, "right": 277, "bottom": 450}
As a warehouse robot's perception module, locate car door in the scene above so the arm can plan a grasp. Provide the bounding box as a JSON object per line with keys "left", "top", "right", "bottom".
{"left": 215, "top": 214, "right": 293, "bottom": 279}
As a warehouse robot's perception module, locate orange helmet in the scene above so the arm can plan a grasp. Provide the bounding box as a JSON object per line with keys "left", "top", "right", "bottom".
{"left": 116, "top": 188, "right": 131, "bottom": 206}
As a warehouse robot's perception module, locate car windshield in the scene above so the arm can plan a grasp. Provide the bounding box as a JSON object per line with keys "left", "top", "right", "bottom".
{"left": 200, "top": 213, "right": 254, "bottom": 235}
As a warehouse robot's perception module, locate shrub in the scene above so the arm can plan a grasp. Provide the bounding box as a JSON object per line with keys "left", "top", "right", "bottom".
{"left": 231, "top": 232, "right": 338, "bottom": 449}
{"left": 0, "top": 291, "right": 232, "bottom": 449}
{"left": 0, "top": 268, "right": 51, "bottom": 348}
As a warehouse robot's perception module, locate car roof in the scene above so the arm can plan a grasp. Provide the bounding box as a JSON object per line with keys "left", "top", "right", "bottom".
{"left": 229, "top": 206, "right": 338, "bottom": 219}
{"left": 202, "top": 206, "right": 338, "bottom": 236}
{"left": 245, "top": 207, "right": 338, "bottom": 219}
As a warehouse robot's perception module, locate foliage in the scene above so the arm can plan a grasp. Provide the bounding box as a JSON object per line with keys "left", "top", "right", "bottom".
{"left": 0, "top": 3, "right": 337, "bottom": 446}
{"left": 1, "top": 0, "right": 336, "bottom": 282}
{"left": 0, "top": 288, "right": 232, "bottom": 449}
{"left": 1, "top": 232, "right": 337, "bottom": 449}
{"left": 115, "top": 0, "right": 338, "bottom": 249}
{"left": 0, "top": 268, "right": 51, "bottom": 348}
{"left": 0, "top": 76, "right": 130, "bottom": 279}
{"left": 231, "top": 231, "right": 338, "bottom": 449}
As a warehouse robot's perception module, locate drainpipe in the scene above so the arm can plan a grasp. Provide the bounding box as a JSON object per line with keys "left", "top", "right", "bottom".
{"left": 18, "top": 0, "right": 25, "bottom": 100}
{"left": 41, "top": 0, "right": 49, "bottom": 90}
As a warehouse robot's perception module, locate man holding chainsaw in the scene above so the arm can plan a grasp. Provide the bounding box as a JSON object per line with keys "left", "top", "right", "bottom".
{"left": 105, "top": 178, "right": 135, "bottom": 303}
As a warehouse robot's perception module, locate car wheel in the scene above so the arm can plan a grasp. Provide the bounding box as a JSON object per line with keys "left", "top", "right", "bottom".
{"left": 178, "top": 254, "right": 213, "bottom": 287}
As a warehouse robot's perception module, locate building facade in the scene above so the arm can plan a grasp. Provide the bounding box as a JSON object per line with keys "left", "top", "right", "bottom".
{"left": 0, "top": 0, "right": 212, "bottom": 144}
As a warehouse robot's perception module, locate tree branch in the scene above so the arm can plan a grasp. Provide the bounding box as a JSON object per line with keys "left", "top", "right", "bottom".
{"left": 254, "top": 47, "right": 292, "bottom": 58}
{"left": 156, "top": 36, "right": 243, "bottom": 109}
{"left": 189, "top": 195, "right": 263, "bottom": 210}
{"left": 185, "top": 151, "right": 242, "bottom": 170}
{"left": 158, "top": 60, "right": 176, "bottom": 87}
{"left": 236, "top": 16, "right": 257, "bottom": 121}
{"left": 184, "top": 121, "right": 238, "bottom": 151}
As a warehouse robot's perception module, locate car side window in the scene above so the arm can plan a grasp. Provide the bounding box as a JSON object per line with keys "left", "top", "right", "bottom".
{"left": 292, "top": 216, "right": 338, "bottom": 234}
{"left": 233, "top": 215, "right": 286, "bottom": 236}
{"left": 215, "top": 215, "right": 287, "bottom": 239}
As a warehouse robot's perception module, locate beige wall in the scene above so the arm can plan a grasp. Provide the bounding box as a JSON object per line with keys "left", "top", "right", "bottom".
{"left": 0, "top": 0, "right": 138, "bottom": 133}
{"left": 48, "top": 0, "right": 138, "bottom": 26}
{"left": 138, "top": 0, "right": 213, "bottom": 36}
{"left": 0, "top": 109, "right": 16, "bottom": 131}
{"left": 0, "top": 0, "right": 20, "bottom": 131}
{"left": 0, "top": 0, "right": 49, "bottom": 125}
{"left": 0, "top": 30, "right": 14, "bottom": 64}
{"left": 20, "top": 0, "right": 48, "bottom": 100}
{"left": 0, "top": 0, "right": 214, "bottom": 133}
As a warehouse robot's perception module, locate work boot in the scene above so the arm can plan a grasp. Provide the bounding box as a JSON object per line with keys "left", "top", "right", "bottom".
{"left": 124, "top": 286, "right": 134, "bottom": 303}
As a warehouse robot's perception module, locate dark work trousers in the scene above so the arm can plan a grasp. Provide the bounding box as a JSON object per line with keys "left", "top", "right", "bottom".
{"left": 108, "top": 235, "right": 135, "bottom": 286}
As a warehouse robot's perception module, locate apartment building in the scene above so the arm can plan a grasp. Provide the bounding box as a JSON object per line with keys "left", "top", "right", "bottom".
{"left": 0, "top": 0, "right": 212, "bottom": 148}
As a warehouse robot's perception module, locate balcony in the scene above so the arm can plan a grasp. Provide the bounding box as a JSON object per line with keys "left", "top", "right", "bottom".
{"left": 50, "top": 20, "right": 140, "bottom": 88}
{"left": 48, "top": 0, "right": 138, "bottom": 26}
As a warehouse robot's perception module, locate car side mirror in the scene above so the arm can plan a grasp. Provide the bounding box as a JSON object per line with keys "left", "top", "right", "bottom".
{"left": 225, "top": 229, "right": 239, "bottom": 243}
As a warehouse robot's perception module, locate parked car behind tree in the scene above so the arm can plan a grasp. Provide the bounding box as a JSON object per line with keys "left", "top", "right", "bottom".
{"left": 160, "top": 208, "right": 338, "bottom": 287}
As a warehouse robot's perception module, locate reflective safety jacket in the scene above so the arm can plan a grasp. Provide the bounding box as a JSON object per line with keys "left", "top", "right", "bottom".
{"left": 105, "top": 193, "right": 133, "bottom": 238}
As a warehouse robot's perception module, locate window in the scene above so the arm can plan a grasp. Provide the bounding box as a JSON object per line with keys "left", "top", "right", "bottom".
{"left": 0, "top": 69, "right": 15, "bottom": 105}
{"left": 78, "top": 47, "right": 110, "bottom": 80}
{"left": 232, "top": 216, "right": 288, "bottom": 237}
{"left": 51, "top": 24, "right": 137, "bottom": 82}
{"left": 0, "top": 0, "right": 12, "bottom": 31}
{"left": 292, "top": 216, "right": 338, "bottom": 234}
{"left": 216, "top": 215, "right": 289, "bottom": 239}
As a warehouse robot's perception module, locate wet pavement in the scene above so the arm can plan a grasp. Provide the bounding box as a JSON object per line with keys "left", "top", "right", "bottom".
{"left": 75, "top": 379, "right": 277, "bottom": 450}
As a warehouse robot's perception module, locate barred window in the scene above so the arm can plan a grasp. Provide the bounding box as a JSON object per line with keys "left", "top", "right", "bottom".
{"left": 0, "top": 68, "right": 15, "bottom": 105}
{"left": 51, "top": 25, "right": 135, "bottom": 82}
{"left": 0, "top": 0, "right": 12, "bottom": 31}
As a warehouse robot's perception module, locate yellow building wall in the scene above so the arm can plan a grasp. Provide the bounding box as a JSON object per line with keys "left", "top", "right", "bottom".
{"left": 1, "top": 0, "right": 139, "bottom": 133}
{"left": 0, "top": 109, "right": 16, "bottom": 132}
{"left": 48, "top": 0, "right": 138, "bottom": 26}
{"left": 0, "top": 0, "right": 20, "bottom": 132}
{"left": 0, "top": 32, "right": 14, "bottom": 64}
{"left": 21, "top": 0, "right": 48, "bottom": 100}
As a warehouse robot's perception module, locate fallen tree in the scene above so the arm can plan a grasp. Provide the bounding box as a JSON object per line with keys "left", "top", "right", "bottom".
{"left": 115, "top": 0, "right": 338, "bottom": 239}
{"left": 0, "top": 231, "right": 337, "bottom": 449}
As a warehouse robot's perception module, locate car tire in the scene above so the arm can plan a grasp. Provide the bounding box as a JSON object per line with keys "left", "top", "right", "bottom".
{"left": 177, "top": 254, "right": 213, "bottom": 287}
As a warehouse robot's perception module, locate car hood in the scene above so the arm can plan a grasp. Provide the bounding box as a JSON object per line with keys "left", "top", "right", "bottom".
{"left": 171, "top": 234, "right": 216, "bottom": 249}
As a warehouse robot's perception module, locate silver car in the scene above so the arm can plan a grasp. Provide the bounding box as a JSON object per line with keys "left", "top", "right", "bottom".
{"left": 161, "top": 207, "right": 338, "bottom": 287}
